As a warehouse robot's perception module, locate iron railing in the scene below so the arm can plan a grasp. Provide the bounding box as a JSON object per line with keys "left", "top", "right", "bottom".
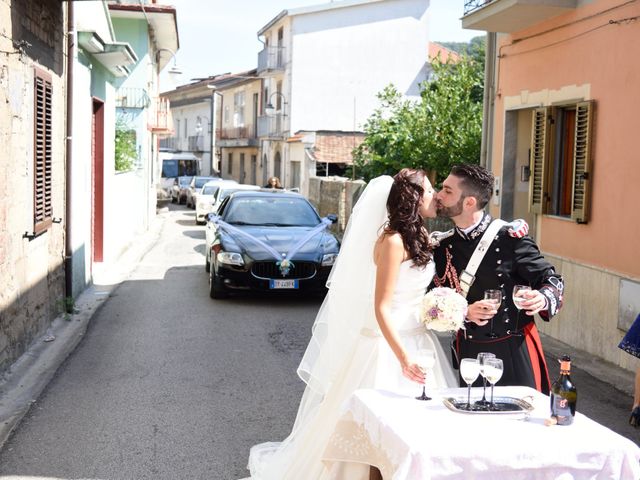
{"left": 115, "top": 87, "right": 150, "bottom": 109}
{"left": 257, "top": 46, "right": 286, "bottom": 73}
{"left": 217, "top": 126, "right": 257, "bottom": 140}
{"left": 257, "top": 115, "right": 285, "bottom": 138}
{"left": 464, "top": 0, "right": 494, "bottom": 15}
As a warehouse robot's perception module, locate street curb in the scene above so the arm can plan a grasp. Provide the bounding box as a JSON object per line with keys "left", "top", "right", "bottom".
{"left": 541, "top": 333, "right": 635, "bottom": 397}
{"left": 0, "top": 213, "right": 166, "bottom": 450}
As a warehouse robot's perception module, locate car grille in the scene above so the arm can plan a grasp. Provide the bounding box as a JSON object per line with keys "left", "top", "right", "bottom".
{"left": 252, "top": 261, "right": 317, "bottom": 279}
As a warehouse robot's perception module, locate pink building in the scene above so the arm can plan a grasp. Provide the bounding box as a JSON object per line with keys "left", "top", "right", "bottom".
{"left": 463, "top": 0, "right": 640, "bottom": 370}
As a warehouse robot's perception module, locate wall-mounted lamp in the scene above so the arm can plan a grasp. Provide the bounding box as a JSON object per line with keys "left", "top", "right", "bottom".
{"left": 156, "top": 47, "right": 182, "bottom": 79}
{"left": 265, "top": 91, "right": 287, "bottom": 116}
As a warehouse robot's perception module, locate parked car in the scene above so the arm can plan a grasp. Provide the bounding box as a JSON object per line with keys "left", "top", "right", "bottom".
{"left": 194, "top": 180, "right": 240, "bottom": 225}
{"left": 204, "top": 190, "right": 339, "bottom": 299}
{"left": 171, "top": 176, "right": 193, "bottom": 204}
{"left": 186, "top": 176, "right": 222, "bottom": 208}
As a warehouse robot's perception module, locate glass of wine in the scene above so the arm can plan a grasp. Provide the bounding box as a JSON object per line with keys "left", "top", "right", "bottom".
{"left": 474, "top": 352, "right": 496, "bottom": 410}
{"left": 484, "top": 289, "right": 502, "bottom": 338}
{"left": 511, "top": 285, "right": 532, "bottom": 337}
{"left": 414, "top": 349, "right": 436, "bottom": 401}
{"left": 459, "top": 358, "right": 481, "bottom": 410}
{"left": 483, "top": 357, "right": 504, "bottom": 410}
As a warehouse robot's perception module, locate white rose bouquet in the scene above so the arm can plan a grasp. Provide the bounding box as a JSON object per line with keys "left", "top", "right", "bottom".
{"left": 420, "top": 287, "right": 468, "bottom": 332}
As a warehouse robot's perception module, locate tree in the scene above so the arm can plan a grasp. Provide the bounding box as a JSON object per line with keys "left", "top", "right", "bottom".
{"left": 115, "top": 119, "right": 137, "bottom": 172}
{"left": 352, "top": 51, "right": 484, "bottom": 183}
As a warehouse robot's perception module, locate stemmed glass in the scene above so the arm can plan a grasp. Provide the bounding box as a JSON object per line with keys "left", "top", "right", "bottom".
{"left": 475, "top": 352, "right": 496, "bottom": 410}
{"left": 415, "top": 349, "right": 436, "bottom": 401}
{"left": 511, "top": 285, "right": 532, "bottom": 337}
{"left": 459, "top": 358, "right": 481, "bottom": 410}
{"left": 483, "top": 358, "right": 504, "bottom": 410}
{"left": 484, "top": 289, "right": 502, "bottom": 339}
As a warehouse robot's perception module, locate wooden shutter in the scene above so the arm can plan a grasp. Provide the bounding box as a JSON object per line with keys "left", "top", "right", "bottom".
{"left": 529, "top": 107, "right": 550, "bottom": 214}
{"left": 571, "top": 101, "right": 594, "bottom": 224}
{"left": 33, "top": 69, "right": 53, "bottom": 234}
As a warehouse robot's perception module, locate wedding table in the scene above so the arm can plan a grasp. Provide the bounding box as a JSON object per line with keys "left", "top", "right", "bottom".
{"left": 322, "top": 386, "right": 640, "bottom": 480}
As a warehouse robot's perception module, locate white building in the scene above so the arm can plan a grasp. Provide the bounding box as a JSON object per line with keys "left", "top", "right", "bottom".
{"left": 257, "top": 0, "right": 429, "bottom": 195}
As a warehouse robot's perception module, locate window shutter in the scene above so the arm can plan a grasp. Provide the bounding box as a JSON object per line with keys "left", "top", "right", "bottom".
{"left": 529, "top": 107, "right": 549, "bottom": 214}
{"left": 571, "top": 101, "right": 594, "bottom": 224}
{"left": 34, "top": 71, "right": 53, "bottom": 234}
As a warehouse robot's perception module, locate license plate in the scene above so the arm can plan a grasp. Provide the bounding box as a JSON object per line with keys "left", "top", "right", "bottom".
{"left": 270, "top": 279, "right": 298, "bottom": 289}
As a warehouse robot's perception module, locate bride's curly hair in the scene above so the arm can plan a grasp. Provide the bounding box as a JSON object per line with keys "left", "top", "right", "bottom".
{"left": 384, "top": 168, "right": 432, "bottom": 267}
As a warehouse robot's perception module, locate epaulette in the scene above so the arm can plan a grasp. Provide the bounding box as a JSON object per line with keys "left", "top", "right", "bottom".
{"left": 429, "top": 229, "right": 454, "bottom": 247}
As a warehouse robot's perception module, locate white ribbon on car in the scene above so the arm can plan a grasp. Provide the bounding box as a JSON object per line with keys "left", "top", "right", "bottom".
{"left": 209, "top": 215, "right": 334, "bottom": 276}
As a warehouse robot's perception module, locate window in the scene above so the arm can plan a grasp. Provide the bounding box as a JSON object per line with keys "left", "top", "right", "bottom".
{"left": 234, "top": 91, "right": 245, "bottom": 127}
{"left": 175, "top": 119, "right": 181, "bottom": 139}
{"left": 240, "top": 153, "right": 246, "bottom": 183}
{"left": 276, "top": 81, "right": 283, "bottom": 110}
{"left": 529, "top": 101, "right": 594, "bottom": 223}
{"left": 184, "top": 118, "right": 188, "bottom": 138}
{"left": 33, "top": 69, "right": 53, "bottom": 234}
{"left": 227, "top": 152, "right": 233, "bottom": 174}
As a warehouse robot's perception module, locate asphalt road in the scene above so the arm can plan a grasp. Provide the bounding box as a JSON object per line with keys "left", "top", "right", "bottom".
{"left": 0, "top": 204, "right": 320, "bottom": 479}
{"left": 0, "top": 203, "right": 637, "bottom": 479}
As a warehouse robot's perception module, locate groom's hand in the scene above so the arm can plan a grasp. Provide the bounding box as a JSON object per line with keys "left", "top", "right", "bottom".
{"left": 465, "top": 300, "right": 496, "bottom": 326}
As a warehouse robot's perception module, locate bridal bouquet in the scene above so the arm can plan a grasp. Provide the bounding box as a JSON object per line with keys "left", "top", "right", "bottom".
{"left": 420, "top": 287, "right": 468, "bottom": 332}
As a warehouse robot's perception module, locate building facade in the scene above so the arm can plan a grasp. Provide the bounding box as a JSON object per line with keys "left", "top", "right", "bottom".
{"left": 257, "top": 0, "right": 430, "bottom": 195}
{"left": 0, "top": 0, "right": 66, "bottom": 372}
{"left": 463, "top": 0, "right": 640, "bottom": 371}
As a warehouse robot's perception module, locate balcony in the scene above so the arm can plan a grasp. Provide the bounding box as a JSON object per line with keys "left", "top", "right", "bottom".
{"left": 257, "top": 115, "right": 286, "bottom": 139}
{"left": 217, "top": 125, "right": 259, "bottom": 147}
{"left": 159, "top": 137, "right": 177, "bottom": 150}
{"left": 188, "top": 135, "right": 205, "bottom": 152}
{"left": 462, "top": 0, "right": 577, "bottom": 33}
{"left": 116, "top": 87, "right": 150, "bottom": 109}
{"left": 147, "top": 97, "right": 173, "bottom": 136}
{"left": 257, "top": 46, "right": 286, "bottom": 74}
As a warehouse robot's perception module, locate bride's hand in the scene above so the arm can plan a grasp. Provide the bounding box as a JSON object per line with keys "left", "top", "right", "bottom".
{"left": 401, "top": 359, "right": 426, "bottom": 384}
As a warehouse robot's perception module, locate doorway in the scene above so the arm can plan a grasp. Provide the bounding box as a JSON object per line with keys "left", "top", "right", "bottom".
{"left": 92, "top": 98, "right": 105, "bottom": 263}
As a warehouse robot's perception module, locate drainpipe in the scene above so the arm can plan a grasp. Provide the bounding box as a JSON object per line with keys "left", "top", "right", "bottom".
{"left": 480, "top": 32, "right": 496, "bottom": 170}
{"left": 64, "top": 1, "right": 75, "bottom": 302}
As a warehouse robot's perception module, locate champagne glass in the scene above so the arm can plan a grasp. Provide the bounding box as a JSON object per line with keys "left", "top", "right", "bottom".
{"left": 415, "top": 349, "right": 436, "bottom": 401}
{"left": 484, "top": 289, "right": 502, "bottom": 339}
{"left": 459, "top": 358, "right": 481, "bottom": 410}
{"left": 511, "top": 285, "right": 532, "bottom": 337}
{"left": 484, "top": 357, "right": 504, "bottom": 410}
{"left": 475, "top": 352, "right": 496, "bottom": 410}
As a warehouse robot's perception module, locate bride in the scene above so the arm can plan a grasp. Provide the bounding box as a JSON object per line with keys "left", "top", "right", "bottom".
{"left": 242, "top": 169, "right": 457, "bottom": 480}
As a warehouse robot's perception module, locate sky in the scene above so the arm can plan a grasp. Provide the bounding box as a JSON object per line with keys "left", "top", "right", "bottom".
{"left": 161, "top": 0, "right": 482, "bottom": 88}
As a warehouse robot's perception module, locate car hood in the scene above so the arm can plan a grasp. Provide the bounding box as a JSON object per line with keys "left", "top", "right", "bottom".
{"left": 220, "top": 225, "right": 339, "bottom": 261}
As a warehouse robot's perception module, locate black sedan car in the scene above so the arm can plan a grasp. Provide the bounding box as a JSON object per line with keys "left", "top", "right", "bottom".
{"left": 204, "top": 190, "right": 339, "bottom": 298}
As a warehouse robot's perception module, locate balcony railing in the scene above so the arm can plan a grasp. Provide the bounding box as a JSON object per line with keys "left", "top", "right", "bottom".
{"left": 257, "top": 46, "right": 286, "bottom": 74}
{"left": 257, "top": 115, "right": 285, "bottom": 138}
{"left": 147, "top": 97, "right": 173, "bottom": 135}
{"left": 188, "top": 135, "right": 205, "bottom": 152}
{"left": 462, "top": 0, "right": 577, "bottom": 33}
{"left": 115, "top": 87, "right": 150, "bottom": 109}
{"left": 218, "top": 126, "right": 256, "bottom": 140}
{"left": 159, "top": 137, "right": 178, "bottom": 150}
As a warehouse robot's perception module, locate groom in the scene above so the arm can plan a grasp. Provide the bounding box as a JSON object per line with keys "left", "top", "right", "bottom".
{"left": 431, "top": 163, "right": 563, "bottom": 394}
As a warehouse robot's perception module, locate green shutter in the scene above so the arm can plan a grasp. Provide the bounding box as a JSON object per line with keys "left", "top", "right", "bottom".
{"left": 529, "top": 107, "right": 549, "bottom": 214}
{"left": 571, "top": 101, "right": 594, "bottom": 224}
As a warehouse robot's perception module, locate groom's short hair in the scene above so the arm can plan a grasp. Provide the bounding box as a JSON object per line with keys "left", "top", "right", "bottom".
{"left": 451, "top": 163, "right": 494, "bottom": 210}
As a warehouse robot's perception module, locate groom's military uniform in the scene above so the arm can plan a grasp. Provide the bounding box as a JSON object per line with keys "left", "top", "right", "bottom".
{"left": 431, "top": 212, "right": 564, "bottom": 394}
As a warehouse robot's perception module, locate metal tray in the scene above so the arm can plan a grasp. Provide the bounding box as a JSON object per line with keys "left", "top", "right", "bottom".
{"left": 443, "top": 396, "right": 535, "bottom": 415}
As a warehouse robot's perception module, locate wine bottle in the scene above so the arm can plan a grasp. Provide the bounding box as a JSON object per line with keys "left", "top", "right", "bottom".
{"left": 550, "top": 355, "right": 577, "bottom": 425}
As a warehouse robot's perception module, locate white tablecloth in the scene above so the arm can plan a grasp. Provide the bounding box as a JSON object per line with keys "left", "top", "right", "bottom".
{"left": 323, "top": 386, "right": 640, "bottom": 480}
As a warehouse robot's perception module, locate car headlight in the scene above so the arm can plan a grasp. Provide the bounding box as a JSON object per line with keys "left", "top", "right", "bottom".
{"left": 217, "top": 251, "right": 244, "bottom": 266}
{"left": 321, "top": 253, "right": 338, "bottom": 266}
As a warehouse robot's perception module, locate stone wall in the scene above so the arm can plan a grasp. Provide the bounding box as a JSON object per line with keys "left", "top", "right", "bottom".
{"left": 308, "top": 176, "right": 366, "bottom": 239}
{"left": 0, "top": 0, "right": 67, "bottom": 373}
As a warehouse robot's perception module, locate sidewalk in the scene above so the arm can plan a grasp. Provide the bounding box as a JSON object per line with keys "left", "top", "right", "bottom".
{"left": 0, "top": 211, "right": 167, "bottom": 449}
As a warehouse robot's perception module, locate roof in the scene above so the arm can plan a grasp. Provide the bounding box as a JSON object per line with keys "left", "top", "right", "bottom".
{"left": 258, "top": 0, "right": 389, "bottom": 35}
{"left": 108, "top": 3, "right": 179, "bottom": 72}
{"left": 161, "top": 69, "right": 259, "bottom": 98}
{"left": 428, "top": 42, "right": 461, "bottom": 63}
{"left": 304, "top": 131, "right": 365, "bottom": 165}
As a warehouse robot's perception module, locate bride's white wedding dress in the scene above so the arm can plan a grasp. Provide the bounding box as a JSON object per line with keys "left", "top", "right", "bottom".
{"left": 243, "top": 260, "right": 457, "bottom": 480}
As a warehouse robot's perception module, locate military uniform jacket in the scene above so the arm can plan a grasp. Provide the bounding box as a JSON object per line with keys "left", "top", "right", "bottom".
{"left": 430, "top": 212, "right": 564, "bottom": 393}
